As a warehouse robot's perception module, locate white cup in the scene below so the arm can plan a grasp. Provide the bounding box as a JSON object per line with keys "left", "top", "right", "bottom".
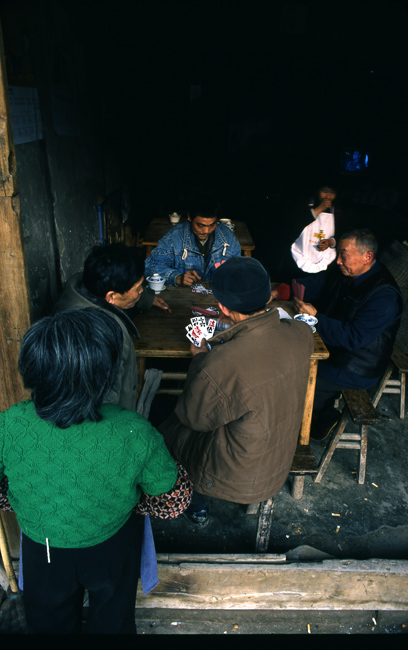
{"left": 219, "top": 218, "right": 234, "bottom": 231}
{"left": 169, "top": 212, "right": 181, "bottom": 224}
{"left": 146, "top": 273, "right": 166, "bottom": 293}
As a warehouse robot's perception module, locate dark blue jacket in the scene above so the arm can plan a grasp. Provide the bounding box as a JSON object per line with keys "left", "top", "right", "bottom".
{"left": 299, "top": 262, "right": 404, "bottom": 388}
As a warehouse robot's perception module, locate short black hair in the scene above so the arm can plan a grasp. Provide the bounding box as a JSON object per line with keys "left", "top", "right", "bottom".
{"left": 187, "top": 192, "right": 219, "bottom": 221}
{"left": 82, "top": 243, "right": 145, "bottom": 297}
{"left": 18, "top": 309, "right": 123, "bottom": 428}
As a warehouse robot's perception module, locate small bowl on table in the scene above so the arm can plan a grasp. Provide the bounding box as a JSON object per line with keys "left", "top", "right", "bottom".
{"left": 294, "top": 313, "right": 318, "bottom": 332}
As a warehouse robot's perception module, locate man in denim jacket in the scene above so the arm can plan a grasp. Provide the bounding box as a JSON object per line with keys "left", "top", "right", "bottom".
{"left": 144, "top": 204, "right": 242, "bottom": 286}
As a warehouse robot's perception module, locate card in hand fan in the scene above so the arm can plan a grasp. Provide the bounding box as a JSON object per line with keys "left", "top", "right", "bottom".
{"left": 292, "top": 279, "right": 305, "bottom": 301}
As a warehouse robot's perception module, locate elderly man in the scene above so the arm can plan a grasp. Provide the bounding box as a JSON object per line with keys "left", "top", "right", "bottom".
{"left": 53, "top": 242, "right": 170, "bottom": 410}
{"left": 144, "top": 200, "right": 241, "bottom": 287}
{"left": 159, "top": 257, "right": 314, "bottom": 527}
{"left": 293, "top": 228, "right": 404, "bottom": 440}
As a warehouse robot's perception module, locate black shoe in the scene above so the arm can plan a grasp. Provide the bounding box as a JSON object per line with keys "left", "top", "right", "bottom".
{"left": 183, "top": 509, "right": 210, "bottom": 528}
{"left": 311, "top": 418, "right": 339, "bottom": 442}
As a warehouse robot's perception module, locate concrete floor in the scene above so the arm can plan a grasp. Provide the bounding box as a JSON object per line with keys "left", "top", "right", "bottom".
{"left": 149, "top": 389, "right": 408, "bottom": 561}
{"left": 2, "top": 386, "right": 407, "bottom": 635}
{"left": 138, "top": 383, "right": 408, "bottom": 635}
{"left": 135, "top": 608, "right": 408, "bottom": 635}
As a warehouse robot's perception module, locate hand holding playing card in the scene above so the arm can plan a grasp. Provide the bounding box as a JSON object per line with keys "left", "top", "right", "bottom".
{"left": 293, "top": 297, "right": 317, "bottom": 317}
{"left": 190, "top": 338, "right": 210, "bottom": 356}
{"left": 185, "top": 315, "right": 216, "bottom": 348}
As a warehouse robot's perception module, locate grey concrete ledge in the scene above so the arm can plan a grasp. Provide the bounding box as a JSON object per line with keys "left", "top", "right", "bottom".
{"left": 136, "top": 555, "right": 408, "bottom": 611}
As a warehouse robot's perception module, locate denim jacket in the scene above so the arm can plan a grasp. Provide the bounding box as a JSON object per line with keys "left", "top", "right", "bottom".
{"left": 144, "top": 221, "right": 242, "bottom": 286}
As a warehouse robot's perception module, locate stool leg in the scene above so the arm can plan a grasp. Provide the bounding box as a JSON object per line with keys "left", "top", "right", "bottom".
{"left": 314, "top": 413, "right": 347, "bottom": 483}
{"left": 291, "top": 475, "right": 305, "bottom": 500}
{"left": 372, "top": 362, "right": 393, "bottom": 408}
{"left": 255, "top": 498, "right": 274, "bottom": 552}
{"left": 358, "top": 424, "right": 368, "bottom": 484}
{"left": 400, "top": 371, "right": 406, "bottom": 420}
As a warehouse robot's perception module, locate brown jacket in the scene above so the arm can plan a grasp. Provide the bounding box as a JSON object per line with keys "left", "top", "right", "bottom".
{"left": 159, "top": 308, "right": 314, "bottom": 504}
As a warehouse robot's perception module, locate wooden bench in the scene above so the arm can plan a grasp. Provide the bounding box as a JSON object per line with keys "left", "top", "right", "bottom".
{"left": 372, "top": 345, "right": 408, "bottom": 420}
{"left": 247, "top": 444, "right": 318, "bottom": 552}
{"left": 314, "top": 388, "right": 381, "bottom": 487}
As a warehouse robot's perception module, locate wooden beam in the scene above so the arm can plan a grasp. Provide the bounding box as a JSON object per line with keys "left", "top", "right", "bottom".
{"left": 0, "top": 17, "right": 31, "bottom": 553}
{"left": 136, "top": 557, "right": 408, "bottom": 611}
{"left": 0, "top": 18, "right": 31, "bottom": 412}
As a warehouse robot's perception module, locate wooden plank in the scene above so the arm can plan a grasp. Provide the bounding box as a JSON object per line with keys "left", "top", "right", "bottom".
{"left": 156, "top": 554, "right": 286, "bottom": 564}
{"left": 136, "top": 559, "right": 408, "bottom": 610}
{"left": 0, "top": 19, "right": 31, "bottom": 553}
{"left": 290, "top": 445, "right": 318, "bottom": 475}
{"left": 392, "top": 344, "right": 408, "bottom": 372}
{"left": 342, "top": 389, "right": 381, "bottom": 424}
{"left": 0, "top": 20, "right": 31, "bottom": 411}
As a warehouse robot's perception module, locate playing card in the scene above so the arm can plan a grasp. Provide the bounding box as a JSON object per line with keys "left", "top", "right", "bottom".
{"left": 191, "top": 324, "right": 205, "bottom": 341}
{"left": 191, "top": 316, "right": 206, "bottom": 328}
{"left": 191, "top": 283, "right": 206, "bottom": 293}
{"left": 205, "top": 318, "right": 216, "bottom": 337}
{"left": 186, "top": 331, "right": 201, "bottom": 347}
{"left": 191, "top": 283, "right": 212, "bottom": 295}
{"left": 292, "top": 279, "right": 305, "bottom": 300}
{"left": 185, "top": 315, "right": 217, "bottom": 346}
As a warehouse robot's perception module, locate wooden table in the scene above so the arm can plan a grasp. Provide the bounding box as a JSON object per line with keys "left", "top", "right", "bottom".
{"left": 142, "top": 217, "right": 255, "bottom": 258}
{"left": 134, "top": 287, "right": 329, "bottom": 457}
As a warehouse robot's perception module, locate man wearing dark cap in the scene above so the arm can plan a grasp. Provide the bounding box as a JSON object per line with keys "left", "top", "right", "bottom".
{"left": 159, "top": 256, "right": 314, "bottom": 527}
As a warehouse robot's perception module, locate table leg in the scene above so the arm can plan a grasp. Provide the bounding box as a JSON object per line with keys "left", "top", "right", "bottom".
{"left": 299, "top": 358, "right": 318, "bottom": 445}
{"left": 242, "top": 250, "right": 252, "bottom": 257}
{"left": 291, "top": 359, "right": 318, "bottom": 499}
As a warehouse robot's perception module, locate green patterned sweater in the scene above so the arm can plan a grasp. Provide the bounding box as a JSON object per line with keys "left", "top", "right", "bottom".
{"left": 0, "top": 401, "right": 177, "bottom": 548}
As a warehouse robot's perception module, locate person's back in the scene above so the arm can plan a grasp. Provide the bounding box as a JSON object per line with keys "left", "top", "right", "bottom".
{"left": 160, "top": 257, "right": 314, "bottom": 511}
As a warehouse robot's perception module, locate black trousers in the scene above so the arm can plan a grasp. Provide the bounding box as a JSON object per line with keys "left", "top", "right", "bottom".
{"left": 312, "top": 376, "right": 343, "bottom": 427}
{"left": 21, "top": 512, "right": 144, "bottom": 634}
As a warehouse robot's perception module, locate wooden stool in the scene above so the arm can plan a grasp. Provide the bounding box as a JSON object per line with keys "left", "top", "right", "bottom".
{"left": 248, "top": 445, "right": 318, "bottom": 552}
{"left": 372, "top": 345, "right": 408, "bottom": 420}
{"left": 315, "top": 389, "right": 381, "bottom": 486}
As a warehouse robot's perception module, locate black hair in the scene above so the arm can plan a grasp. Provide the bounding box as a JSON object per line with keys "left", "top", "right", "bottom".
{"left": 312, "top": 186, "right": 336, "bottom": 209}
{"left": 18, "top": 308, "right": 123, "bottom": 428}
{"left": 187, "top": 192, "right": 219, "bottom": 221}
{"left": 339, "top": 228, "right": 378, "bottom": 258}
{"left": 82, "top": 243, "right": 145, "bottom": 298}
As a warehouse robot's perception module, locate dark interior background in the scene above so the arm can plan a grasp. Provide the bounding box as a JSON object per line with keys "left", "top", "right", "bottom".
{"left": 83, "top": 0, "right": 408, "bottom": 259}
{"left": 2, "top": 0, "right": 408, "bottom": 305}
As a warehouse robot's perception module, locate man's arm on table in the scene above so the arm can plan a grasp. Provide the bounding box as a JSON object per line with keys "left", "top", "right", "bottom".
{"left": 295, "top": 287, "right": 401, "bottom": 351}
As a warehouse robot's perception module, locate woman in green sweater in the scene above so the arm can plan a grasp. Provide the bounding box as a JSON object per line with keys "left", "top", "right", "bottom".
{"left": 0, "top": 308, "right": 178, "bottom": 634}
